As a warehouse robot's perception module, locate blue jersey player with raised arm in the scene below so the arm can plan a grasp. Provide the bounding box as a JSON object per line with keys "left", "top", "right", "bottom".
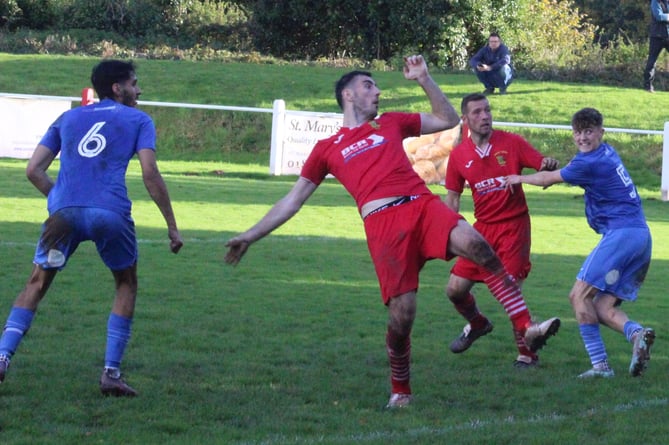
{"left": 0, "top": 60, "right": 183, "bottom": 396}
{"left": 504, "top": 107, "right": 655, "bottom": 379}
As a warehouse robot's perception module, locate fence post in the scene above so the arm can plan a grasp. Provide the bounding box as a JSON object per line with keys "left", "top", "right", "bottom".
{"left": 81, "top": 88, "right": 94, "bottom": 105}
{"left": 269, "top": 99, "right": 286, "bottom": 175}
{"left": 662, "top": 122, "right": 669, "bottom": 201}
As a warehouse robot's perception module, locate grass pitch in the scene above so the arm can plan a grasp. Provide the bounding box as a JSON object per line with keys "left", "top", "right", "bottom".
{"left": 1, "top": 53, "right": 668, "bottom": 444}
{"left": 0, "top": 159, "right": 667, "bottom": 444}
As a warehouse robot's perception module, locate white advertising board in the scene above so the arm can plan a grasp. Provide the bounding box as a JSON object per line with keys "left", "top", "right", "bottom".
{"left": 269, "top": 99, "right": 342, "bottom": 175}
{"left": 0, "top": 97, "right": 71, "bottom": 158}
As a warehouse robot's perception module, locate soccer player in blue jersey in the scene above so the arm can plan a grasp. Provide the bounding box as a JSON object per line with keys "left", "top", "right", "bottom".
{"left": 0, "top": 60, "right": 183, "bottom": 396}
{"left": 504, "top": 107, "right": 655, "bottom": 378}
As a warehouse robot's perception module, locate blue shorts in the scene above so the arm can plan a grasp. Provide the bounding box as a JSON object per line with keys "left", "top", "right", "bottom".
{"left": 34, "top": 207, "right": 137, "bottom": 271}
{"left": 577, "top": 227, "right": 652, "bottom": 302}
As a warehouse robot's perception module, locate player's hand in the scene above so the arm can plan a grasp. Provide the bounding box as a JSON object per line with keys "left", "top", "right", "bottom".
{"left": 504, "top": 174, "right": 522, "bottom": 192}
{"left": 169, "top": 228, "right": 183, "bottom": 253}
{"left": 225, "top": 237, "right": 250, "bottom": 266}
{"left": 540, "top": 157, "right": 559, "bottom": 171}
{"left": 403, "top": 55, "right": 428, "bottom": 81}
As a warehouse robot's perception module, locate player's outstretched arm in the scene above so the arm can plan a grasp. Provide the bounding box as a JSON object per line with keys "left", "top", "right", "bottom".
{"left": 225, "top": 177, "right": 318, "bottom": 266}
{"left": 505, "top": 170, "right": 564, "bottom": 191}
{"left": 137, "top": 148, "right": 183, "bottom": 254}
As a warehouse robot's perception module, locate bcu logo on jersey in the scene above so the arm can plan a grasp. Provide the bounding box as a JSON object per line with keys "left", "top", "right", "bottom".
{"left": 78, "top": 122, "right": 107, "bottom": 158}
{"left": 340, "top": 134, "right": 385, "bottom": 163}
{"left": 473, "top": 176, "right": 506, "bottom": 195}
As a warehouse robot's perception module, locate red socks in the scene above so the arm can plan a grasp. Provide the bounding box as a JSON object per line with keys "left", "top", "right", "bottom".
{"left": 483, "top": 270, "right": 532, "bottom": 332}
{"left": 386, "top": 327, "right": 411, "bottom": 394}
{"left": 451, "top": 292, "right": 489, "bottom": 330}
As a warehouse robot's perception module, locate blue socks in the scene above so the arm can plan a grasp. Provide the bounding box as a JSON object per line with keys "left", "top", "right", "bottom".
{"left": 579, "top": 323, "right": 608, "bottom": 366}
{"left": 104, "top": 313, "right": 132, "bottom": 369}
{"left": 0, "top": 308, "right": 133, "bottom": 371}
{"left": 623, "top": 320, "right": 643, "bottom": 343}
{"left": 0, "top": 307, "right": 35, "bottom": 358}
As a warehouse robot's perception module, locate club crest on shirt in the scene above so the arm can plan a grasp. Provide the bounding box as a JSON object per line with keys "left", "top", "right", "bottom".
{"left": 369, "top": 121, "right": 380, "bottom": 129}
{"left": 495, "top": 151, "right": 508, "bottom": 166}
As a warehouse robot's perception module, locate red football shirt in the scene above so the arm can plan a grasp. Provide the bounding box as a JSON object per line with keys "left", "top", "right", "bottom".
{"left": 301, "top": 112, "right": 430, "bottom": 212}
{"left": 445, "top": 129, "right": 544, "bottom": 223}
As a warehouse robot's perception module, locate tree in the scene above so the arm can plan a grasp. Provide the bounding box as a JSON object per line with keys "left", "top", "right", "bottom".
{"left": 572, "top": 0, "right": 648, "bottom": 44}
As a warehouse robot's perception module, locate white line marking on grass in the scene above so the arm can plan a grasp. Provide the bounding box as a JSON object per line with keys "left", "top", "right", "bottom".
{"left": 233, "top": 398, "right": 668, "bottom": 445}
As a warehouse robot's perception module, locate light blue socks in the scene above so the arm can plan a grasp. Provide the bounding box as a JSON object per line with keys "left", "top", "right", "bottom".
{"left": 0, "top": 307, "right": 35, "bottom": 358}
{"left": 104, "top": 313, "right": 132, "bottom": 369}
{"left": 579, "top": 323, "right": 607, "bottom": 366}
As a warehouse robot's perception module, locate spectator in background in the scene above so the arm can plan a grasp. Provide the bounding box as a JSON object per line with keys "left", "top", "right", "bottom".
{"left": 470, "top": 32, "right": 514, "bottom": 95}
{"left": 643, "top": 0, "right": 669, "bottom": 93}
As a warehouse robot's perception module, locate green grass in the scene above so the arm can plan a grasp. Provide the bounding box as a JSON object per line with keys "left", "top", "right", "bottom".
{"left": 1, "top": 54, "right": 669, "bottom": 444}
{"left": 0, "top": 158, "right": 667, "bottom": 444}
{"left": 1, "top": 53, "right": 668, "bottom": 187}
{"left": 2, "top": 53, "right": 668, "bottom": 128}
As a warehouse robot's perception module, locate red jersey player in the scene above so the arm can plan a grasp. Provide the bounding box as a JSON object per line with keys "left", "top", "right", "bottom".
{"left": 444, "top": 93, "right": 560, "bottom": 367}
{"left": 225, "top": 58, "right": 559, "bottom": 408}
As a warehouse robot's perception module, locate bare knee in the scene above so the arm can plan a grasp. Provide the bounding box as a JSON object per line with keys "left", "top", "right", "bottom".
{"left": 387, "top": 292, "right": 416, "bottom": 336}
{"left": 111, "top": 265, "right": 138, "bottom": 317}
{"left": 568, "top": 281, "right": 599, "bottom": 324}
{"left": 592, "top": 295, "right": 626, "bottom": 331}
{"left": 449, "top": 222, "right": 501, "bottom": 272}
{"left": 567, "top": 289, "right": 579, "bottom": 307}
{"left": 594, "top": 302, "right": 614, "bottom": 323}
{"left": 446, "top": 275, "right": 472, "bottom": 302}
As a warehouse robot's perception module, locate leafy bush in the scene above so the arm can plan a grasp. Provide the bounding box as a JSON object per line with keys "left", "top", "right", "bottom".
{"left": 0, "top": 0, "right": 21, "bottom": 29}
{"left": 519, "top": 38, "right": 669, "bottom": 90}
{"left": 180, "top": 1, "right": 252, "bottom": 52}
{"left": 573, "top": 0, "right": 650, "bottom": 45}
{"left": 15, "top": 0, "right": 56, "bottom": 29}
{"left": 58, "top": 0, "right": 167, "bottom": 36}
{"left": 506, "top": 0, "right": 596, "bottom": 72}
{"left": 0, "top": 0, "right": 666, "bottom": 88}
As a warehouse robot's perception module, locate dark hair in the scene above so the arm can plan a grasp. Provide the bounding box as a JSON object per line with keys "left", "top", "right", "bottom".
{"left": 460, "top": 93, "right": 487, "bottom": 114}
{"left": 571, "top": 107, "right": 603, "bottom": 131}
{"left": 335, "top": 70, "right": 371, "bottom": 109}
{"left": 91, "top": 60, "right": 136, "bottom": 100}
{"left": 489, "top": 32, "right": 501, "bottom": 39}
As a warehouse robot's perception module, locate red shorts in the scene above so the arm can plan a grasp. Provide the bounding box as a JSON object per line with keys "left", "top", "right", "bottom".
{"left": 363, "top": 194, "right": 463, "bottom": 304}
{"left": 451, "top": 213, "right": 531, "bottom": 282}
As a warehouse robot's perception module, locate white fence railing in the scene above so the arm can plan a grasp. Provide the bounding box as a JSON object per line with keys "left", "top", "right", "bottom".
{"left": 1, "top": 92, "right": 667, "bottom": 200}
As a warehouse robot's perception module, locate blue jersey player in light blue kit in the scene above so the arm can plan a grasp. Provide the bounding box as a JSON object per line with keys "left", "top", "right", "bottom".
{"left": 0, "top": 60, "right": 183, "bottom": 396}
{"left": 504, "top": 107, "right": 655, "bottom": 379}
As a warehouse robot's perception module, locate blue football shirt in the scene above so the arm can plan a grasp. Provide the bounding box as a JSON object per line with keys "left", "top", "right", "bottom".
{"left": 39, "top": 98, "right": 156, "bottom": 216}
{"left": 560, "top": 142, "right": 647, "bottom": 233}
